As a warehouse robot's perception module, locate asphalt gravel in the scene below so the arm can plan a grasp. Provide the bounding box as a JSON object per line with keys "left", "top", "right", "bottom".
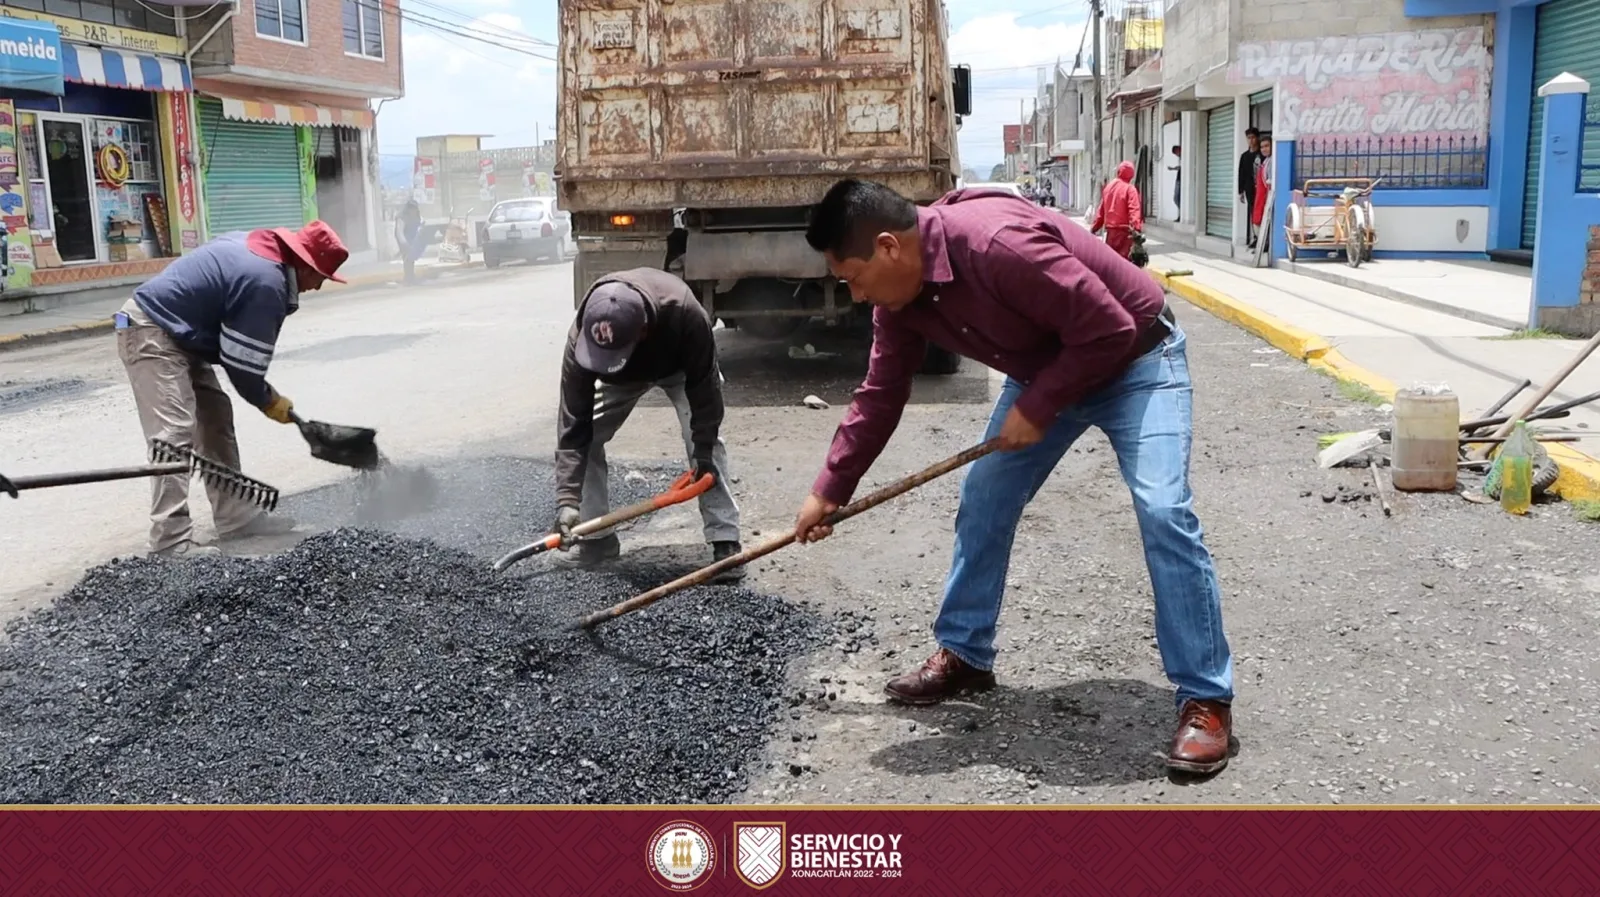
{"left": 0, "top": 458, "right": 836, "bottom": 805}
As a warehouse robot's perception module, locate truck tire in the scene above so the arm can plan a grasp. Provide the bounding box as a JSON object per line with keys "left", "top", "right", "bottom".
{"left": 921, "top": 345, "right": 963, "bottom": 375}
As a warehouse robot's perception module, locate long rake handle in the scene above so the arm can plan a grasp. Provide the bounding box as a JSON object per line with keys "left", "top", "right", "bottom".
{"left": 7, "top": 463, "right": 190, "bottom": 490}
{"left": 1470, "top": 329, "right": 1600, "bottom": 460}
{"left": 493, "top": 471, "right": 715, "bottom": 572}
{"left": 574, "top": 439, "right": 1001, "bottom": 631}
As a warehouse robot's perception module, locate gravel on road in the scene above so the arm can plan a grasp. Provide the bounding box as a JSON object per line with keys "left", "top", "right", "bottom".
{"left": 0, "top": 458, "right": 840, "bottom": 805}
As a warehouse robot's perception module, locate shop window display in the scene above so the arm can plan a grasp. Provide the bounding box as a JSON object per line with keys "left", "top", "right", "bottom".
{"left": 91, "top": 118, "right": 164, "bottom": 259}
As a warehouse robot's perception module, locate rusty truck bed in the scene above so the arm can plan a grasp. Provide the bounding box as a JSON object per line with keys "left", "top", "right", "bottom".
{"left": 556, "top": 0, "right": 957, "bottom": 211}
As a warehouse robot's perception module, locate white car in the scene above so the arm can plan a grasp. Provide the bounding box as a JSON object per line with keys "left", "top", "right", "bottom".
{"left": 482, "top": 198, "right": 572, "bottom": 268}
{"left": 962, "top": 182, "right": 1026, "bottom": 197}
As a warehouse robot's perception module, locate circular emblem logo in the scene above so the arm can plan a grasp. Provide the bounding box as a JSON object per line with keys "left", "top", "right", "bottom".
{"left": 591, "top": 320, "right": 614, "bottom": 346}
{"left": 646, "top": 820, "right": 717, "bottom": 891}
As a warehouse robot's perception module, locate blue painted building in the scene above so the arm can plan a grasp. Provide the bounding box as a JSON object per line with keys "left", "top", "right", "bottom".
{"left": 1390, "top": 0, "right": 1600, "bottom": 260}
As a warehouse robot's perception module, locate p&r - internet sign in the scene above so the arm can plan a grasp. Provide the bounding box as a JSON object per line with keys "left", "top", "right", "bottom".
{"left": 0, "top": 18, "right": 62, "bottom": 96}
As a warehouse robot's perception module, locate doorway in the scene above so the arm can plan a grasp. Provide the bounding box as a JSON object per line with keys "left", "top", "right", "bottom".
{"left": 41, "top": 119, "right": 96, "bottom": 263}
{"left": 313, "top": 127, "right": 368, "bottom": 251}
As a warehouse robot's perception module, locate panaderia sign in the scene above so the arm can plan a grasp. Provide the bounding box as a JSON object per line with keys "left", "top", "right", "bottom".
{"left": 1230, "top": 27, "right": 1489, "bottom": 142}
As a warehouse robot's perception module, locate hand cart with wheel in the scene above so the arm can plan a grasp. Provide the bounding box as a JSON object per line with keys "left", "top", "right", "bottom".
{"left": 1283, "top": 177, "right": 1380, "bottom": 268}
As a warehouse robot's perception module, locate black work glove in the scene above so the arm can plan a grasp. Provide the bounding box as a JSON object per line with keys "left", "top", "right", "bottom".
{"left": 549, "top": 505, "right": 581, "bottom": 550}
{"left": 692, "top": 457, "right": 719, "bottom": 484}
{"left": 0, "top": 472, "right": 16, "bottom": 499}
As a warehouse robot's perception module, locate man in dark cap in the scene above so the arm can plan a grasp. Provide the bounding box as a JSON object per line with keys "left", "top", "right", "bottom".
{"left": 552, "top": 268, "right": 743, "bottom": 579}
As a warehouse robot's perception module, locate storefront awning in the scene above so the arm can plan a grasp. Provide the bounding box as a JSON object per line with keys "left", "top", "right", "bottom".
{"left": 217, "top": 96, "right": 374, "bottom": 130}
{"left": 0, "top": 18, "right": 65, "bottom": 95}
{"left": 64, "top": 43, "right": 191, "bottom": 92}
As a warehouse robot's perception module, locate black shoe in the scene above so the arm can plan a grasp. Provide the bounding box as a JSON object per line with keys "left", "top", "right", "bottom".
{"left": 550, "top": 534, "right": 621, "bottom": 569}
{"left": 710, "top": 541, "right": 746, "bottom": 584}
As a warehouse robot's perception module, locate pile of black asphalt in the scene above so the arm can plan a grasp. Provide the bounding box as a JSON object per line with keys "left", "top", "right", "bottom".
{"left": 0, "top": 457, "right": 836, "bottom": 804}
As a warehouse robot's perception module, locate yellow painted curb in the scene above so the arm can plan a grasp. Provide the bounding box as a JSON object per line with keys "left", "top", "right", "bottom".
{"left": 1147, "top": 267, "right": 1600, "bottom": 504}
{"left": 1151, "top": 268, "right": 1330, "bottom": 360}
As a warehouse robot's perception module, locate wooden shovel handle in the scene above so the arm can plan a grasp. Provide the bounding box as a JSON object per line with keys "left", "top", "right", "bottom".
{"left": 493, "top": 470, "right": 715, "bottom": 572}
{"left": 573, "top": 439, "right": 1001, "bottom": 630}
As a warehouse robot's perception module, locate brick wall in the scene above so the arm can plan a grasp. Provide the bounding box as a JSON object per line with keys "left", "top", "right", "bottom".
{"left": 1582, "top": 226, "right": 1600, "bottom": 308}
{"left": 1239, "top": 0, "right": 1485, "bottom": 42}
{"left": 1162, "top": 0, "right": 1234, "bottom": 96}
{"left": 1165, "top": 0, "right": 1488, "bottom": 94}
{"left": 230, "top": 0, "right": 403, "bottom": 97}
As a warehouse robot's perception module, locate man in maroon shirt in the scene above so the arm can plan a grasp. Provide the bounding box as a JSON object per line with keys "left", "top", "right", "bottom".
{"left": 795, "top": 179, "right": 1236, "bottom": 774}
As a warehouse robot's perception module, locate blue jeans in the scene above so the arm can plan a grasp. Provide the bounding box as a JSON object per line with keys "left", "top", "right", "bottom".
{"left": 933, "top": 325, "right": 1234, "bottom": 706}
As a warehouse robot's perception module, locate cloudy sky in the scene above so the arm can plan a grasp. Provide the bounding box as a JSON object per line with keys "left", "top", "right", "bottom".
{"left": 378, "top": 0, "right": 1090, "bottom": 177}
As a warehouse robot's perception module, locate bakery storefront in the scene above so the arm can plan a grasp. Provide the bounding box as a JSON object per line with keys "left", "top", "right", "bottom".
{"left": 0, "top": 11, "right": 194, "bottom": 289}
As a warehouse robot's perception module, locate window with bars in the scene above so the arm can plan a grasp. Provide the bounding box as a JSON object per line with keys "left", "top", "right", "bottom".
{"left": 256, "top": 0, "right": 305, "bottom": 43}
{"left": 343, "top": 0, "right": 384, "bottom": 59}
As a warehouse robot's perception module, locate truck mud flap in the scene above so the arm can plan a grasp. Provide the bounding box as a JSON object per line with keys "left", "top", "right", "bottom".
{"left": 573, "top": 239, "right": 669, "bottom": 307}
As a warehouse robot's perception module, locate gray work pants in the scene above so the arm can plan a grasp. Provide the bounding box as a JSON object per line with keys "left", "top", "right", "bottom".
{"left": 115, "top": 299, "right": 263, "bottom": 552}
{"left": 583, "top": 372, "right": 741, "bottom": 544}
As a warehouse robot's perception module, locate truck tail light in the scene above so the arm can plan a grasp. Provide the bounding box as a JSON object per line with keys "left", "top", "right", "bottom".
{"left": 610, "top": 214, "right": 636, "bottom": 228}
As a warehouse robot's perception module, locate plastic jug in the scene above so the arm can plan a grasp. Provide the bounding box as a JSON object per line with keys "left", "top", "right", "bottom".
{"left": 1498, "top": 421, "right": 1535, "bottom": 515}
{"left": 1390, "top": 385, "right": 1459, "bottom": 492}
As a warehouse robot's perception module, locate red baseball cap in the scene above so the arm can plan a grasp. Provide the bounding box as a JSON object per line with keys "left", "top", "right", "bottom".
{"left": 272, "top": 220, "right": 350, "bottom": 283}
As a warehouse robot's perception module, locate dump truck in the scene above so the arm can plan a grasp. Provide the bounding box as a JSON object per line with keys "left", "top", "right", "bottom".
{"left": 556, "top": 0, "right": 972, "bottom": 374}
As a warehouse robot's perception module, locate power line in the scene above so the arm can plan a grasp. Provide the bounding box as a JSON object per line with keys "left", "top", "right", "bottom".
{"left": 405, "top": 0, "right": 556, "bottom": 47}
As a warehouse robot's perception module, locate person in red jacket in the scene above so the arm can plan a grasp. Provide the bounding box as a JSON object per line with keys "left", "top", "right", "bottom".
{"left": 1251, "top": 135, "right": 1273, "bottom": 230}
{"left": 1091, "top": 161, "right": 1143, "bottom": 259}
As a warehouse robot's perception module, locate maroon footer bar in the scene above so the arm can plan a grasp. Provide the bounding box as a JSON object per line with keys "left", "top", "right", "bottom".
{"left": 3, "top": 809, "right": 1598, "bottom": 894}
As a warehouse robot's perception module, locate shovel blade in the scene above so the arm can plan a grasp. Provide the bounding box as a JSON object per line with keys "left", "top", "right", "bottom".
{"left": 298, "top": 419, "right": 381, "bottom": 470}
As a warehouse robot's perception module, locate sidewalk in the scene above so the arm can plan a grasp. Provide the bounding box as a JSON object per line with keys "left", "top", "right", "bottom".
{"left": 1279, "top": 257, "right": 1532, "bottom": 331}
{"left": 0, "top": 255, "right": 482, "bottom": 351}
{"left": 1145, "top": 239, "right": 1600, "bottom": 502}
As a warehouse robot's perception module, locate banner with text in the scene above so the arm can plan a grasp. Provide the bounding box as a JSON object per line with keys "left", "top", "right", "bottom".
{"left": 1230, "top": 27, "right": 1489, "bottom": 143}
{"left": 3, "top": 808, "right": 1598, "bottom": 893}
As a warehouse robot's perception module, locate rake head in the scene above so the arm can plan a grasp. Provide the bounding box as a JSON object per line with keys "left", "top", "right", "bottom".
{"left": 149, "top": 439, "right": 281, "bottom": 512}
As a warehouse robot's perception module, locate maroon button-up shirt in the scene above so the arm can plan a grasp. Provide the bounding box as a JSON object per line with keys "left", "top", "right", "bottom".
{"left": 813, "top": 189, "right": 1167, "bottom": 505}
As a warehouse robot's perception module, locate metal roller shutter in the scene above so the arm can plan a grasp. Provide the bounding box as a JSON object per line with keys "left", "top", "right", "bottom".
{"left": 1522, "top": 0, "right": 1600, "bottom": 249}
{"left": 1205, "top": 104, "right": 1235, "bottom": 239}
{"left": 197, "top": 98, "right": 306, "bottom": 237}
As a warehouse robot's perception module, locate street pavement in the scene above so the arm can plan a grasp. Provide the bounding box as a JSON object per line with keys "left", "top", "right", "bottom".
{"left": 0, "top": 255, "right": 488, "bottom": 344}
{"left": 3, "top": 260, "right": 1599, "bottom": 805}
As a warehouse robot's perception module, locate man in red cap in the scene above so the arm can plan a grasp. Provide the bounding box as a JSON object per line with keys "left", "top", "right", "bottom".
{"left": 114, "top": 220, "right": 350, "bottom": 557}
{"left": 552, "top": 268, "right": 744, "bottom": 580}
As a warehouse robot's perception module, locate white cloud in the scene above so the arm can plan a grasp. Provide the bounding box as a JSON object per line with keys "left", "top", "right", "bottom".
{"left": 380, "top": 3, "right": 1084, "bottom": 179}
{"left": 378, "top": 3, "right": 558, "bottom": 155}
{"left": 950, "top": 12, "right": 1090, "bottom": 175}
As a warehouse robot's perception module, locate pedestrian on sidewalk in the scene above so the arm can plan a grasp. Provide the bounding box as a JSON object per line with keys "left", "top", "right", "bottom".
{"left": 1089, "top": 161, "right": 1144, "bottom": 260}
{"left": 551, "top": 268, "right": 745, "bottom": 580}
{"left": 115, "top": 221, "right": 351, "bottom": 558}
{"left": 796, "top": 179, "right": 1237, "bottom": 775}
{"left": 1251, "top": 134, "right": 1273, "bottom": 235}
{"left": 395, "top": 200, "right": 424, "bottom": 284}
{"left": 1239, "top": 128, "right": 1261, "bottom": 248}
{"left": 1169, "top": 145, "right": 1182, "bottom": 215}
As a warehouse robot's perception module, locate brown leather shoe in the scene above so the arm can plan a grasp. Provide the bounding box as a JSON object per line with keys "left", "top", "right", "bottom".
{"left": 1167, "top": 699, "right": 1232, "bottom": 774}
{"left": 883, "top": 648, "right": 995, "bottom": 705}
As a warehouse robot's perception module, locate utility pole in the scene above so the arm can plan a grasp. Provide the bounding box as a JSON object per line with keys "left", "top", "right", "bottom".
{"left": 1089, "top": 0, "right": 1104, "bottom": 193}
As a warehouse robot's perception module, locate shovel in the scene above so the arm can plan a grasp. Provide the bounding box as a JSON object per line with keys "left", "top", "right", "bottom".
{"left": 568, "top": 439, "right": 1000, "bottom": 631}
{"left": 288, "top": 410, "right": 380, "bottom": 470}
{"left": 492, "top": 470, "right": 716, "bottom": 572}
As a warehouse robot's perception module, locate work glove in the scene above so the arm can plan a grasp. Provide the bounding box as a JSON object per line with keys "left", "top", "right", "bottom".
{"left": 263, "top": 392, "right": 295, "bottom": 425}
{"left": 692, "top": 456, "right": 719, "bottom": 485}
{"left": 0, "top": 472, "right": 16, "bottom": 499}
{"left": 549, "top": 505, "right": 581, "bottom": 550}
